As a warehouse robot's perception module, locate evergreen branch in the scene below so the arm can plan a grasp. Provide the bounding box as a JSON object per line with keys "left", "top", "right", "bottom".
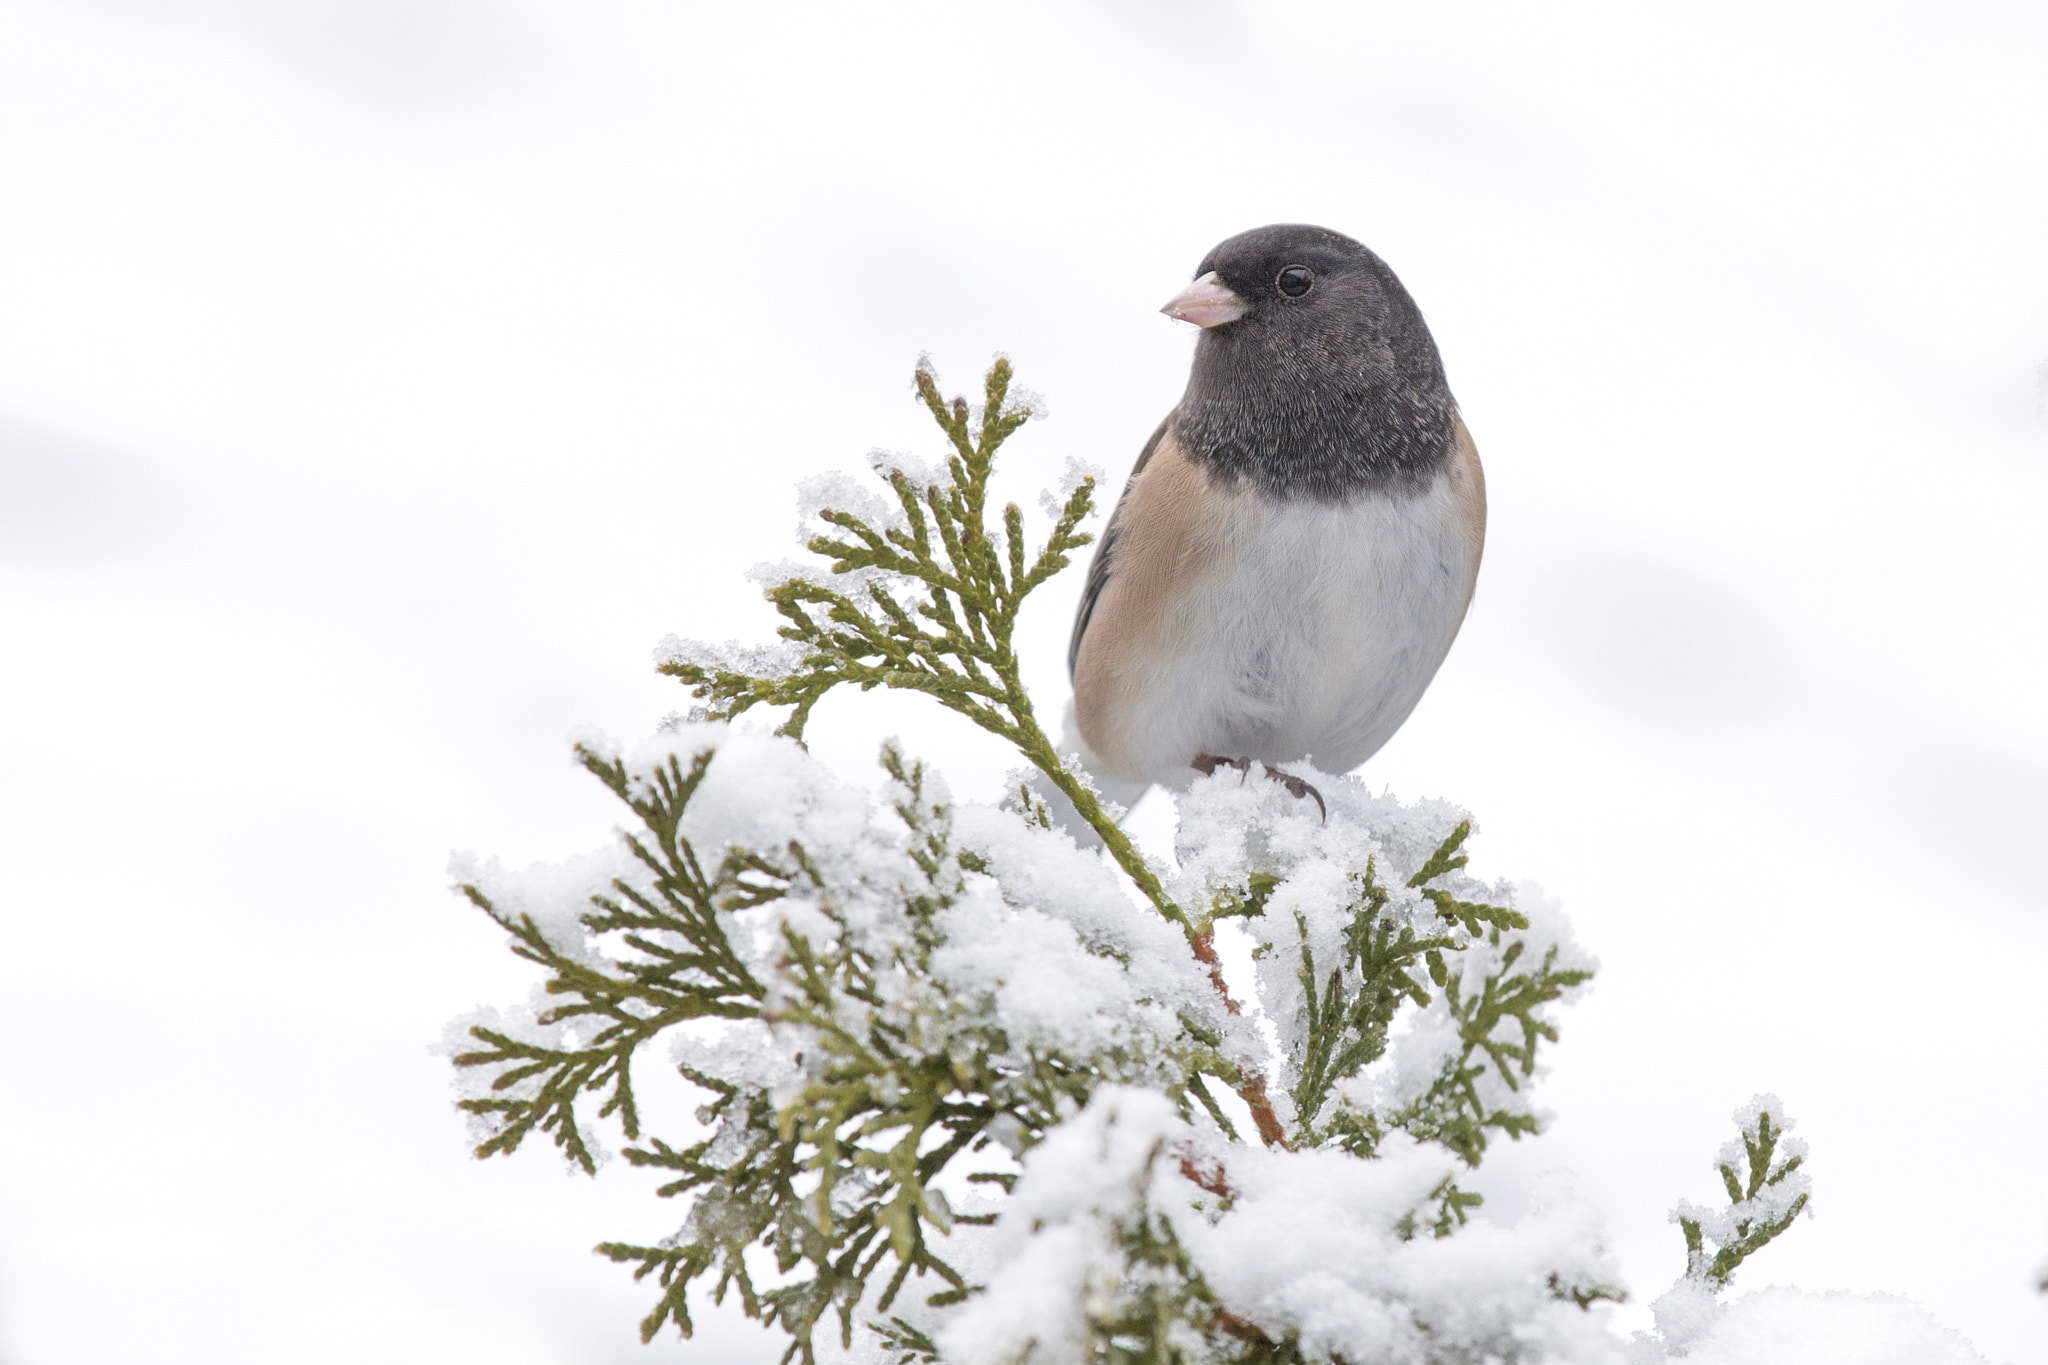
{"left": 660, "top": 357, "right": 1175, "bottom": 928}
{"left": 538, "top": 743, "right": 1169, "bottom": 1361}
{"left": 1284, "top": 851, "right": 1494, "bottom": 1143}
{"left": 1395, "top": 932, "right": 1592, "bottom": 1167}
{"left": 451, "top": 355, "right": 1625, "bottom": 1362}
{"left": 1406, "top": 822, "right": 1474, "bottom": 888}
{"left": 1394, "top": 1173, "right": 1486, "bottom": 1241}
{"left": 1412, "top": 825, "right": 1526, "bottom": 934}
{"left": 452, "top": 875, "right": 763, "bottom": 1172}
{"left": 1674, "top": 1097, "right": 1813, "bottom": 1289}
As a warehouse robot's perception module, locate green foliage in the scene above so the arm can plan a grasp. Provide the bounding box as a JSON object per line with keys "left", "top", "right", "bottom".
{"left": 1275, "top": 818, "right": 1570, "bottom": 1162}
{"left": 1674, "top": 1098, "right": 1812, "bottom": 1290}
{"left": 660, "top": 356, "right": 1178, "bottom": 927}
{"left": 1186, "top": 817, "right": 1593, "bottom": 1231}
{"left": 470, "top": 740, "right": 1182, "bottom": 1359}
{"left": 452, "top": 745, "right": 765, "bottom": 1174}
{"left": 448, "top": 357, "right": 1623, "bottom": 1362}
{"left": 1390, "top": 923, "right": 1594, "bottom": 1168}
{"left": 1405, "top": 820, "right": 1529, "bottom": 937}
{"left": 1076, "top": 1138, "right": 1240, "bottom": 1365}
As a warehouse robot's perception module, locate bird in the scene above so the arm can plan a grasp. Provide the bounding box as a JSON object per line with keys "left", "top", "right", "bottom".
{"left": 1061, "top": 223, "right": 1484, "bottom": 823}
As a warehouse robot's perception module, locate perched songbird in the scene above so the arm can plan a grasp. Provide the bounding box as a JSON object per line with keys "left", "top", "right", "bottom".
{"left": 1064, "top": 223, "right": 1484, "bottom": 818}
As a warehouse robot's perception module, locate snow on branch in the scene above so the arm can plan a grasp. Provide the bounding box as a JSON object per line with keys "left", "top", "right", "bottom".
{"left": 436, "top": 356, "right": 1979, "bottom": 1364}
{"left": 1674, "top": 1095, "right": 1812, "bottom": 1290}
{"left": 1646, "top": 1096, "right": 1816, "bottom": 1358}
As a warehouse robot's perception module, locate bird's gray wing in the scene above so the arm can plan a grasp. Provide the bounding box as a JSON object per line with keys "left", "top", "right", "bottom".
{"left": 1068, "top": 415, "right": 1173, "bottom": 680}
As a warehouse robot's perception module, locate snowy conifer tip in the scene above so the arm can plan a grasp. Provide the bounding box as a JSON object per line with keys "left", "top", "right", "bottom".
{"left": 446, "top": 357, "right": 1985, "bottom": 1363}
{"left": 1670, "top": 1094, "right": 1812, "bottom": 1292}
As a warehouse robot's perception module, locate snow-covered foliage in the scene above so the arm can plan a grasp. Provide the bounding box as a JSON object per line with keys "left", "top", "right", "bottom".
{"left": 1619, "top": 1099, "right": 1984, "bottom": 1364}
{"left": 946, "top": 1087, "right": 1625, "bottom": 1365}
{"left": 1668, "top": 1095, "right": 1810, "bottom": 1292}
{"left": 447, "top": 358, "right": 1987, "bottom": 1363}
{"left": 448, "top": 718, "right": 1614, "bottom": 1360}
{"left": 1641, "top": 1097, "right": 1812, "bottom": 1360}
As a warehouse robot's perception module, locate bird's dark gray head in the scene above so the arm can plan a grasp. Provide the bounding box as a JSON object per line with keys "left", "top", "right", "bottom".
{"left": 1164, "top": 224, "right": 1455, "bottom": 501}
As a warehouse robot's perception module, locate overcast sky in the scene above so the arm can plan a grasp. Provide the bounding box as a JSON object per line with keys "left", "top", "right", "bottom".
{"left": 1, "top": 2, "right": 2044, "bottom": 1362}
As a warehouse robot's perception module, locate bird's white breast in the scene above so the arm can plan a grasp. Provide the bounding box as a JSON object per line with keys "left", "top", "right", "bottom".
{"left": 1073, "top": 427, "right": 1483, "bottom": 786}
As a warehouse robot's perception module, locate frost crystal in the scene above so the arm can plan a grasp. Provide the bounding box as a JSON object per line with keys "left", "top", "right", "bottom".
{"left": 652, "top": 635, "right": 806, "bottom": 681}
{"left": 1037, "top": 455, "right": 1101, "bottom": 521}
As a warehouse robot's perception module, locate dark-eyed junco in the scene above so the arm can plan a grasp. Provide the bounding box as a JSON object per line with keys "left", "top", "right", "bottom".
{"left": 1063, "top": 224, "right": 1484, "bottom": 818}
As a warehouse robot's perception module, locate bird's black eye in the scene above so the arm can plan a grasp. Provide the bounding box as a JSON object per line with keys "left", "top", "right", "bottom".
{"left": 1276, "top": 265, "right": 1314, "bottom": 298}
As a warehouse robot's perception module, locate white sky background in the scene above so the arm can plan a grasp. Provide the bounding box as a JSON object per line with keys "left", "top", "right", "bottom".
{"left": 0, "top": 1, "right": 2043, "bottom": 1361}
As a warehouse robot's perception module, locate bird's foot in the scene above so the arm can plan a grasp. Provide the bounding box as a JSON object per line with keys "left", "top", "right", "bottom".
{"left": 1191, "top": 753, "right": 1253, "bottom": 781}
{"left": 1260, "top": 765, "right": 1327, "bottom": 823}
{"left": 1191, "top": 754, "right": 1326, "bottom": 822}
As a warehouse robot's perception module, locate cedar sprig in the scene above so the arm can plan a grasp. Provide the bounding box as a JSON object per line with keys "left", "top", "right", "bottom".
{"left": 660, "top": 357, "right": 1181, "bottom": 928}
{"left": 1675, "top": 1098, "right": 1813, "bottom": 1288}
{"left": 469, "top": 738, "right": 1181, "bottom": 1363}
{"left": 1288, "top": 853, "right": 1465, "bottom": 1138}
{"left": 452, "top": 745, "right": 769, "bottom": 1173}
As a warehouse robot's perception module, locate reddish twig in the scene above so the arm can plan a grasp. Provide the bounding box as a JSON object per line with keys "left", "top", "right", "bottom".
{"left": 1176, "top": 1146, "right": 1236, "bottom": 1200}
{"left": 1189, "top": 928, "right": 1287, "bottom": 1147}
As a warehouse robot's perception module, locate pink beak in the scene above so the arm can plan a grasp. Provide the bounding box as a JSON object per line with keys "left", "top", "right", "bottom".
{"left": 1160, "top": 271, "right": 1247, "bottom": 327}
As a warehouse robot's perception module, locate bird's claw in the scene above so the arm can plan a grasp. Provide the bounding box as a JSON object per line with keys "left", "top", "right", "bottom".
{"left": 1192, "top": 754, "right": 1327, "bottom": 822}
{"left": 1192, "top": 753, "right": 1253, "bottom": 782}
{"left": 1261, "top": 764, "right": 1327, "bottom": 823}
